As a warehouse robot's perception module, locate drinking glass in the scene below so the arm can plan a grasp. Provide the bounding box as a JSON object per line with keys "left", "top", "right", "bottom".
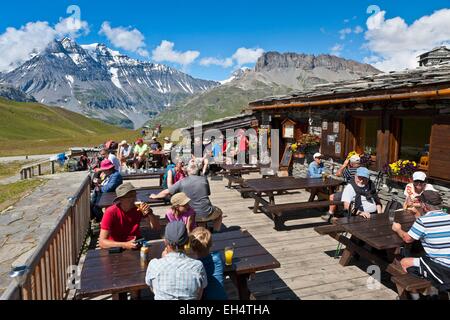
{"left": 224, "top": 247, "right": 234, "bottom": 266}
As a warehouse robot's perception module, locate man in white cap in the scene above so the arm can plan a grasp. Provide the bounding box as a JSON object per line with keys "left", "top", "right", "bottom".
{"left": 322, "top": 155, "right": 361, "bottom": 221}
{"left": 403, "top": 171, "right": 436, "bottom": 216}
{"left": 308, "top": 153, "right": 325, "bottom": 178}
{"left": 118, "top": 140, "right": 133, "bottom": 167}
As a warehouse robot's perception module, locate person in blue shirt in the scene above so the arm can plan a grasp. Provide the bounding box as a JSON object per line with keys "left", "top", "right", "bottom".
{"left": 91, "top": 159, "right": 123, "bottom": 222}
{"left": 190, "top": 227, "right": 228, "bottom": 300}
{"left": 308, "top": 153, "right": 325, "bottom": 178}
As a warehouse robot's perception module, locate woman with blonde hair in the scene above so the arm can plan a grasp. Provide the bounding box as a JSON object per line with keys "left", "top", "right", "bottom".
{"left": 190, "top": 227, "right": 227, "bottom": 300}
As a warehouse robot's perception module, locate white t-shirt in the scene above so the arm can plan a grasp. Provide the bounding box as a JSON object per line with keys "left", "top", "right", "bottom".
{"left": 108, "top": 154, "right": 121, "bottom": 171}
{"left": 120, "top": 145, "right": 132, "bottom": 158}
{"left": 342, "top": 183, "right": 378, "bottom": 213}
{"left": 163, "top": 142, "right": 173, "bottom": 152}
{"left": 404, "top": 183, "right": 436, "bottom": 204}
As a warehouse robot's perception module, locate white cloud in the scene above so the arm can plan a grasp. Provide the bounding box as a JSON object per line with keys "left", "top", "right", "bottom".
{"left": 339, "top": 28, "right": 352, "bottom": 40}
{"left": 99, "top": 22, "right": 148, "bottom": 57}
{"left": 364, "top": 9, "right": 450, "bottom": 71}
{"left": 0, "top": 17, "right": 89, "bottom": 72}
{"left": 199, "top": 57, "right": 233, "bottom": 68}
{"left": 152, "top": 40, "right": 200, "bottom": 66}
{"left": 200, "top": 47, "right": 264, "bottom": 69}
{"left": 354, "top": 26, "right": 364, "bottom": 34}
{"left": 232, "top": 47, "right": 265, "bottom": 66}
{"left": 331, "top": 44, "right": 344, "bottom": 57}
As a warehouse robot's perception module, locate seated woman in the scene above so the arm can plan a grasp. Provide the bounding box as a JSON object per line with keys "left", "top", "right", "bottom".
{"left": 403, "top": 171, "right": 436, "bottom": 217}
{"left": 166, "top": 192, "right": 197, "bottom": 233}
{"left": 166, "top": 160, "right": 187, "bottom": 188}
{"left": 190, "top": 227, "right": 227, "bottom": 300}
{"left": 99, "top": 183, "right": 161, "bottom": 250}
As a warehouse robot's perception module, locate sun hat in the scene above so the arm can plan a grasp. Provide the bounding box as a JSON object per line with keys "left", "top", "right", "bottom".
{"left": 349, "top": 155, "right": 361, "bottom": 164}
{"left": 100, "top": 159, "right": 115, "bottom": 171}
{"left": 165, "top": 221, "right": 189, "bottom": 247}
{"left": 313, "top": 153, "right": 323, "bottom": 159}
{"left": 136, "top": 138, "right": 144, "bottom": 144}
{"left": 170, "top": 192, "right": 191, "bottom": 207}
{"left": 164, "top": 137, "right": 170, "bottom": 141}
{"left": 113, "top": 183, "right": 137, "bottom": 202}
{"left": 413, "top": 171, "right": 427, "bottom": 182}
{"left": 356, "top": 167, "right": 370, "bottom": 179}
{"left": 120, "top": 140, "right": 128, "bottom": 145}
{"left": 418, "top": 190, "right": 442, "bottom": 206}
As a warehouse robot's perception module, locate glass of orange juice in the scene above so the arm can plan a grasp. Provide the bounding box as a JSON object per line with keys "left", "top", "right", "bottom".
{"left": 224, "top": 247, "right": 234, "bottom": 266}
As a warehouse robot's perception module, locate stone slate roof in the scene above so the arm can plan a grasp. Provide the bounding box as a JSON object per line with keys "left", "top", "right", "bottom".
{"left": 249, "top": 62, "right": 450, "bottom": 107}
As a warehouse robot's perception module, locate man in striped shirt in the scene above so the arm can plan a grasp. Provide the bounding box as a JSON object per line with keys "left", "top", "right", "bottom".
{"left": 392, "top": 190, "right": 450, "bottom": 291}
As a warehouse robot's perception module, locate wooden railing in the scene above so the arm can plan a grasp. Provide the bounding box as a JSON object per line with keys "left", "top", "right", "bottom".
{"left": 20, "top": 160, "right": 59, "bottom": 180}
{"left": 1, "top": 176, "right": 91, "bottom": 300}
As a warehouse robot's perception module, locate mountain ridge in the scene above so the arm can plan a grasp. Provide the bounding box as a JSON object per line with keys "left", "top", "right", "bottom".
{"left": 0, "top": 38, "right": 219, "bottom": 129}
{"left": 149, "top": 51, "right": 381, "bottom": 128}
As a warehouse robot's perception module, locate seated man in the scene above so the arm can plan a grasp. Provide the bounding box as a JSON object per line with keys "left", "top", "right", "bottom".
{"left": 163, "top": 137, "right": 173, "bottom": 154}
{"left": 308, "top": 153, "right": 325, "bottom": 178}
{"left": 150, "top": 137, "right": 162, "bottom": 152}
{"left": 150, "top": 164, "right": 223, "bottom": 232}
{"left": 145, "top": 221, "right": 208, "bottom": 300}
{"left": 91, "top": 159, "right": 123, "bottom": 222}
{"left": 100, "top": 148, "right": 121, "bottom": 172}
{"left": 322, "top": 155, "right": 361, "bottom": 221}
{"left": 392, "top": 191, "right": 450, "bottom": 294}
{"left": 118, "top": 140, "right": 133, "bottom": 167}
{"left": 133, "top": 138, "right": 149, "bottom": 169}
{"left": 99, "top": 183, "right": 161, "bottom": 249}
{"left": 341, "top": 167, "right": 383, "bottom": 219}
{"left": 403, "top": 171, "right": 436, "bottom": 217}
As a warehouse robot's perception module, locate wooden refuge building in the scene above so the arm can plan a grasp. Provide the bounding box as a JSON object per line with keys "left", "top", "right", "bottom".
{"left": 248, "top": 62, "right": 450, "bottom": 185}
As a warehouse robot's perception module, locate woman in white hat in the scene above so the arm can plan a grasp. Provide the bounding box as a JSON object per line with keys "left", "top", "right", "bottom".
{"left": 404, "top": 171, "right": 436, "bottom": 216}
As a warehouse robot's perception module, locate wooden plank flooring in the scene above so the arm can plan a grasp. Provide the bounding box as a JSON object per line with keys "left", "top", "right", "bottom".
{"left": 87, "top": 174, "right": 399, "bottom": 300}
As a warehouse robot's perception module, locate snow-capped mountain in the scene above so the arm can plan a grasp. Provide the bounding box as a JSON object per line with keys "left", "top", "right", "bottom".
{"left": 0, "top": 38, "right": 219, "bottom": 128}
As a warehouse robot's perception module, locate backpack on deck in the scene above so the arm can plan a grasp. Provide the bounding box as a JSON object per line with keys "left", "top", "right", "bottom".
{"left": 162, "top": 164, "right": 176, "bottom": 189}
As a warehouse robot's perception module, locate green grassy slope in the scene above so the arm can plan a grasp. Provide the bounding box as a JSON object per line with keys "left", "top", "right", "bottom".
{"left": 0, "top": 98, "right": 139, "bottom": 156}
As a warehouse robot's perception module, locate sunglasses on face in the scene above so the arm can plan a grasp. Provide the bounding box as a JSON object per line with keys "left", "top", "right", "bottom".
{"left": 413, "top": 181, "right": 425, "bottom": 186}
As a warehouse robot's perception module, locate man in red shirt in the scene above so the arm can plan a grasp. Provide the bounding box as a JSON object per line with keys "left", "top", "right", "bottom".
{"left": 99, "top": 183, "right": 161, "bottom": 250}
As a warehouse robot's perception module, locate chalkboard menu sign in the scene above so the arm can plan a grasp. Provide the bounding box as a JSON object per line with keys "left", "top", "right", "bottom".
{"left": 280, "top": 143, "right": 293, "bottom": 168}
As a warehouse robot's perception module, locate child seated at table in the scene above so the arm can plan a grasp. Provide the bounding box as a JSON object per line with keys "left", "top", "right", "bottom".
{"left": 166, "top": 192, "right": 197, "bottom": 233}
{"left": 190, "top": 227, "right": 228, "bottom": 300}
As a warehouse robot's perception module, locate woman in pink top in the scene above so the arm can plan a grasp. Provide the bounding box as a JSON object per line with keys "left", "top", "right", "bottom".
{"left": 166, "top": 192, "right": 197, "bottom": 233}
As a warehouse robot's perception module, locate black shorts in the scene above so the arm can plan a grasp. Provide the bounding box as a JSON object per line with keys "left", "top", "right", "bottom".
{"left": 407, "top": 256, "right": 450, "bottom": 291}
{"left": 333, "top": 192, "right": 343, "bottom": 201}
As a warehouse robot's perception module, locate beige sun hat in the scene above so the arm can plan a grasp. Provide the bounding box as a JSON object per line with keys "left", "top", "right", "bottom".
{"left": 113, "top": 183, "right": 137, "bottom": 202}
{"left": 170, "top": 192, "right": 191, "bottom": 207}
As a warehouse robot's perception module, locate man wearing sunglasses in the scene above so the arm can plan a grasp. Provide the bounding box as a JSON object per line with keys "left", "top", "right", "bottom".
{"left": 404, "top": 171, "right": 436, "bottom": 217}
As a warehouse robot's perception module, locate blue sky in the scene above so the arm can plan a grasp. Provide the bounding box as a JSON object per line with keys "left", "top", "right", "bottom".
{"left": 1, "top": 0, "right": 450, "bottom": 80}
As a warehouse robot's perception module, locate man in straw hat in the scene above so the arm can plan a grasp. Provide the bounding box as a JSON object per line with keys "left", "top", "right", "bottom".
{"left": 118, "top": 140, "right": 133, "bottom": 167}
{"left": 392, "top": 190, "right": 450, "bottom": 294}
{"left": 99, "top": 183, "right": 161, "bottom": 250}
{"left": 145, "top": 221, "right": 207, "bottom": 300}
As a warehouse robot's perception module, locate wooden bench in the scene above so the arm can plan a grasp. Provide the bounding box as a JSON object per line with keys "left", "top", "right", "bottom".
{"left": 391, "top": 274, "right": 433, "bottom": 300}
{"left": 266, "top": 201, "right": 343, "bottom": 230}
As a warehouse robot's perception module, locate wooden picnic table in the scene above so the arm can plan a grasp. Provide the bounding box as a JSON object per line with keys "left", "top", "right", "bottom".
{"left": 122, "top": 168, "right": 165, "bottom": 185}
{"left": 244, "top": 177, "right": 344, "bottom": 230}
{"left": 220, "top": 164, "right": 264, "bottom": 188}
{"left": 95, "top": 187, "right": 169, "bottom": 208}
{"left": 326, "top": 211, "right": 417, "bottom": 276}
{"left": 76, "top": 229, "right": 280, "bottom": 300}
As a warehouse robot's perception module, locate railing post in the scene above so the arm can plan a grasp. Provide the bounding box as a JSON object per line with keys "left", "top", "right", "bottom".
{"left": 38, "top": 164, "right": 42, "bottom": 176}
{"left": 51, "top": 161, "right": 55, "bottom": 175}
